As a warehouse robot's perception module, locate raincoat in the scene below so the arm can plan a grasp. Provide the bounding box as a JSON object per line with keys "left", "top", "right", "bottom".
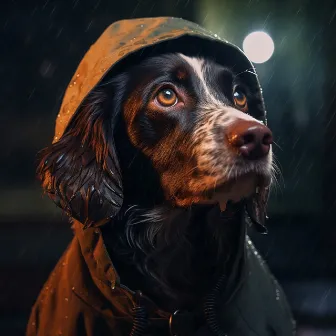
{"left": 27, "top": 17, "right": 296, "bottom": 336}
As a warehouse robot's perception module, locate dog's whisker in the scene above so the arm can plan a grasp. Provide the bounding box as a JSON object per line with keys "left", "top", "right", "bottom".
{"left": 271, "top": 157, "right": 284, "bottom": 186}
{"left": 270, "top": 174, "right": 283, "bottom": 197}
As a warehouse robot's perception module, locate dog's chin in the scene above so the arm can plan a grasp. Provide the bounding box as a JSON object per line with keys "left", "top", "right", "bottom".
{"left": 173, "top": 172, "right": 270, "bottom": 212}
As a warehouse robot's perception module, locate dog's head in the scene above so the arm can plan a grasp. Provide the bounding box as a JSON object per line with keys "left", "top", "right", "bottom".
{"left": 38, "top": 52, "right": 274, "bottom": 229}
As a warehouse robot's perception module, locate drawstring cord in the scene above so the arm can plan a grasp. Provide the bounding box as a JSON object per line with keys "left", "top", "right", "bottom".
{"left": 129, "top": 291, "right": 149, "bottom": 336}
{"left": 204, "top": 274, "right": 228, "bottom": 336}
{"left": 129, "top": 274, "right": 229, "bottom": 336}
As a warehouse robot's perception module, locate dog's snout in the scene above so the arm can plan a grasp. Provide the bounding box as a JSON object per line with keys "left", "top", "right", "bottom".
{"left": 227, "top": 120, "right": 273, "bottom": 160}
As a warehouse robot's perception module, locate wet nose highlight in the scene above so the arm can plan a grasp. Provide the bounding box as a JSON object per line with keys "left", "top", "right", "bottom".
{"left": 227, "top": 120, "right": 273, "bottom": 160}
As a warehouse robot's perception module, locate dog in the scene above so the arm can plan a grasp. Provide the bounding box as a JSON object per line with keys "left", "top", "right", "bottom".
{"left": 29, "top": 17, "right": 294, "bottom": 336}
{"left": 39, "top": 52, "right": 273, "bottom": 309}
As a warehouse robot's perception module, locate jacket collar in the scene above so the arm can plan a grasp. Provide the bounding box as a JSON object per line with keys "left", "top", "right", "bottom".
{"left": 72, "top": 208, "right": 249, "bottom": 317}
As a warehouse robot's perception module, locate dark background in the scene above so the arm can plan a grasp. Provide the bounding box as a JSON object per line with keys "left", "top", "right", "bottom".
{"left": 1, "top": 0, "right": 336, "bottom": 335}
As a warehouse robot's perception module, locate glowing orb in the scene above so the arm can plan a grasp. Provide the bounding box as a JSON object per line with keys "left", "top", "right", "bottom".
{"left": 242, "top": 31, "right": 274, "bottom": 64}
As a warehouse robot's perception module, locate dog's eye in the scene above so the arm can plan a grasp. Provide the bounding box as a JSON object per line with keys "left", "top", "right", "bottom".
{"left": 156, "top": 88, "right": 178, "bottom": 107}
{"left": 233, "top": 88, "right": 248, "bottom": 111}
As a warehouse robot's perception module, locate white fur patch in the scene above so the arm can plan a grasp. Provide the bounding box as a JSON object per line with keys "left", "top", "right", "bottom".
{"left": 179, "top": 54, "right": 222, "bottom": 107}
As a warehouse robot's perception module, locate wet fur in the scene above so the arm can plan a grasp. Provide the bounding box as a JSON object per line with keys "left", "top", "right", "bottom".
{"left": 37, "top": 53, "right": 273, "bottom": 311}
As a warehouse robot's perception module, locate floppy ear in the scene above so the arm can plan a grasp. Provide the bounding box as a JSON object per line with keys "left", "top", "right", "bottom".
{"left": 245, "top": 185, "right": 270, "bottom": 234}
{"left": 37, "top": 89, "right": 123, "bottom": 228}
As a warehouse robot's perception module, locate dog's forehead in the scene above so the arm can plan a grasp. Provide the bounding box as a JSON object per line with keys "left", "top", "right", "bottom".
{"left": 176, "top": 53, "right": 233, "bottom": 106}
{"left": 134, "top": 53, "right": 229, "bottom": 81}
{"left": 178, "top": 54, "right": 206, "bottom": 81}
{"left": 178, "top": 54, "right": 232, "bottom": 82}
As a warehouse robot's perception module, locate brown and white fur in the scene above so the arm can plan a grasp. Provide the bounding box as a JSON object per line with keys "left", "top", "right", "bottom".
{"left": 38, "top": 52, "right": 276, "bottom": 312}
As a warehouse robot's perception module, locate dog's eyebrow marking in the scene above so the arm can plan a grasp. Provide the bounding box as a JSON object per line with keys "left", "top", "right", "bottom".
{"left": 178, "top": 53, "right": 222, "bottom": 107}
{"left": 175, "top": 67, "right": 188, "bottom": 81}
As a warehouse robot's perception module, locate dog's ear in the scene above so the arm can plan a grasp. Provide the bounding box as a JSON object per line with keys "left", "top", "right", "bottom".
{"left": 245, "top": 185, "right": 270, "bottom": 234}
{"left": 37, "top": 88, "right": 123, "bottom": 228}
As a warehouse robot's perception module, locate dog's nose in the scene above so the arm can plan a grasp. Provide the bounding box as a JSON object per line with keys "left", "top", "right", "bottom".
{"left": 227, "top": 120, "right": 273, "bottom": 160}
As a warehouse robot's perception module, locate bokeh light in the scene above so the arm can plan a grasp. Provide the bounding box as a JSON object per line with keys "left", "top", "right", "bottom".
{"left": 243, "top": 31, "right": 275, "bottom": 64}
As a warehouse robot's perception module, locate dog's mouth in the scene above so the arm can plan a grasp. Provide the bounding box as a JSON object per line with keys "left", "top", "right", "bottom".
{"left": 207, "top": 172, "right": 265, "bottom": 211}
{"left": 174, "top": 172, "right": 271, "bottom": 211}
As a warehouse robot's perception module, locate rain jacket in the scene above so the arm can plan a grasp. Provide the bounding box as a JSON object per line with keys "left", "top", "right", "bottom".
{"left": 27, "top": 17, "right": 296, "bottom": 336}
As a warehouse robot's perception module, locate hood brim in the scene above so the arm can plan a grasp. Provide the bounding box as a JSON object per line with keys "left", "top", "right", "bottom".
{"left": 53, "top": 17, "right": 264, "bottom": 143}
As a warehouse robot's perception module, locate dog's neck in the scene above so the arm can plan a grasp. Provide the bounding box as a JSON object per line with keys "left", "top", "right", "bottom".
{"left": 103, "top": 203, "right": 244, "bottom": 312}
